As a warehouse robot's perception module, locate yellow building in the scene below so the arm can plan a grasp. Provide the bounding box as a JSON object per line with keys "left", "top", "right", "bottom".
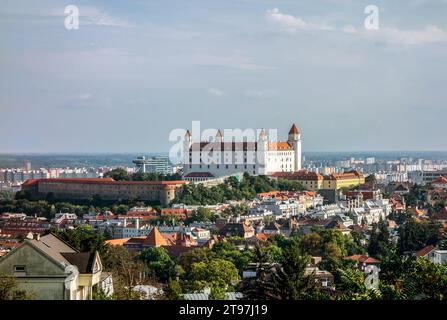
{"left": 269, "top": 170, "right": 364, "bottom": 191}
{"left": 323, "top": 170, "right": 365, "bottom": 190}
{"left": 268, "top": 170, "right": 324, "bottom": 191}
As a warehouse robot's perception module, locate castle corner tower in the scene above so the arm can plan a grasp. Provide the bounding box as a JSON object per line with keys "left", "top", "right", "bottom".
{"left": 288, "top": 123, "right": 302, "bottom": 171}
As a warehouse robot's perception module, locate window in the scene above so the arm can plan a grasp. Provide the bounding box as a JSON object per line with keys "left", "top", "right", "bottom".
{"left": 14, "top": 265, "right": 26, "bottom": 272}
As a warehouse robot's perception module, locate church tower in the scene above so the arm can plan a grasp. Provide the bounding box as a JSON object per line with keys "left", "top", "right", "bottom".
{"left": 288, "top": 123, "right": 302, "bottom": 171}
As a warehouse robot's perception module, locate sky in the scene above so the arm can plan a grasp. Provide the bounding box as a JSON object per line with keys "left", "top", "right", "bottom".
{"left": 1, "top": 0, "right": 447, "bottom": 153}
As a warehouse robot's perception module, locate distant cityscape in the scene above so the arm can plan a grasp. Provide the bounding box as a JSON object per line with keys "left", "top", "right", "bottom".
{"left": 2, "top": 150, "right": 447, "bottom": 192}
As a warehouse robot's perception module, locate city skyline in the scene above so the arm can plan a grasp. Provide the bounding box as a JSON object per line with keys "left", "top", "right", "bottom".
{"left": 1, "top": 0, "right": 447, "bottom": 153}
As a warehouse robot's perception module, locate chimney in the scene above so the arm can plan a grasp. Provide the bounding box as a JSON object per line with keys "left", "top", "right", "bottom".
{"left": 135, "top": 218, "right": 140, "bottom": 230}
{"left": 33, "top": 233, "right": 40, "bottom": 241}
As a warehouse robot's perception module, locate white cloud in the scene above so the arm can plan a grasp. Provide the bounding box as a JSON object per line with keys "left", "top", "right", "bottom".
{"left": 267, "top": 8, "right": 447, "bottom": 45}
{"left": 266, "top": 8, "right": 335, "bottom": 32}
{"left": 77, "top": 6, "right": 131, "bottom": 28}
{"left": 341, "top": 24, "right": 447, "bottom": 45}
{"left": 208, "top": 88, "right": 225, "bottom": 96}
{"left": 377, "top": 25, "right": 447, "bottom": 45}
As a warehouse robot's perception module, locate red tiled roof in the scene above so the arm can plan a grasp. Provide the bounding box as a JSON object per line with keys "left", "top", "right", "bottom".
{"left": 345, "top": 255, "right": 380, "bottom": 264}
{"left": 184, "top": 172, "right": 215, "bottom": 178}
{"left": 268, "top": 170, "right": 324, "bottom": 181}
{"left": 268, "top": 141, "right": 292, "bottom": 151}
{"left": 433, "top": 176, "right": 447, "bottom": 184}
{"left": 22, "top": 178, "right": 185, "bottom": 186}
{"left": 433, "top": 207, "right": 447, "bottom": 220}
{"left": 143, "top": 227, "right": 169, "bottom": 247}
{"left": 289, "top": 123, "right": 300, "bottom": 134}
{"left": 415, "top": 245, "right": 435, "bottom": 257}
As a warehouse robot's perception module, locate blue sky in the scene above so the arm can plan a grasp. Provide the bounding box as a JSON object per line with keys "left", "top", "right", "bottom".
{"left": 1, "top": 0, "right": 447, "bottom": 153}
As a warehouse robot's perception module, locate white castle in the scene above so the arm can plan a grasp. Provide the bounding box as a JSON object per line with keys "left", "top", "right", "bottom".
{"left": 182, "top": 124, "right": 302, "bottom": 181}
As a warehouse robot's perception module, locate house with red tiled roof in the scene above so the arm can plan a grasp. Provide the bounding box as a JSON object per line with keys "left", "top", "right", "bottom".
{"left": 345, "top": 255, "right": 380, "bottom": 274}
{"left": 427, "top": 189, "right": 447, "bottom": 206}
{"left": 415, "top": 245, "right": 435, "bottom": 259}
{"left": 432, "top": 176, "right": 447, "bottom": 190}
{"left": 433, "top": 206, "right": 447, "bottom": 223}
{"left": 111, "top": 227, "right": 201, "bottom": 257}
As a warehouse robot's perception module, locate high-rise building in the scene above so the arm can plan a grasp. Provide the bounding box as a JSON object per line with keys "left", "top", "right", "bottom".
{"left": 23, "top": 160, "right": 31, "bottom": 171}
{"left": 147, "top": 156, "right": 172, "bottom": 175}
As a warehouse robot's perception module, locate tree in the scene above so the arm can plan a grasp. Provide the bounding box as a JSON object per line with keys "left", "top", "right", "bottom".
{"left": 103, "top": 168, "right": 130, "bottom": 181}
{"left": 191, "top": 207, "right": 215, "bottom": 223}
{"left": 164, "top": 280, "right": 183, "bottom": 300}
{"left": 243, "top": 244, "right": 276, "bottom": 300}
{"left": 336, "top": 268, "right": 377, "bottom": 300}
{"left": 397, "top": 219, "right": 440, "bottom": 254}
{"left": 406, "top": 258, "right": 447, "bottom": 300}
{"left": 368, "top": 219, "right": 391, "bottom": 259}
{"left": 49, "top": 227, "right": 109, "bottom": 259}
{"left": 103, "top": 245, "right": 149, "bottom": 300}
{"left": 300, "top": 233, "right": 322, "bottom": 256}
{"left": 0, "top": 274, "right": 35, "bottom": 300}
{"left": 365, "top": 174, "right": 377, "bottom": 184}
{"left": 266, "top": 245, "right": 317, "bottom": 300}
{"left": 187, "top": 258, "right": 240, "bottom": 299}
{"left": 178, "top": 248, "right": 211, "bottom": 273}
{"left": 0, "top": 190, "right": 14, "bottom": 201}
{"left": 139, "top": 247, "right": 178, "bottom": 282}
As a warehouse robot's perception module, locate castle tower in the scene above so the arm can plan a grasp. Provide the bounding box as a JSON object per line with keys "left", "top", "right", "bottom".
{"left": 183, "top": 130, "right": 193, "bottom": 172}
{"left": 288, "top": 123, "right": 302, "bottom": 171}
{"left": 258, "top": 129, "right": 268, "bottom": 175}
{"left": 215, "top": 129, "right": 223, "bottom": 143}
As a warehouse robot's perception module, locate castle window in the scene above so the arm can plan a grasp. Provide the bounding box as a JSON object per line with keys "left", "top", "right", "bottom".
{"left": 226, "top": 165, "right": 229, "bottom": 169}
{"left": 235, "top": 165, "right": 238, "bottom": 169}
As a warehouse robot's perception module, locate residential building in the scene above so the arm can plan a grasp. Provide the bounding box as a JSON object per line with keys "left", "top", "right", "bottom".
{"left": 0, "top": 233, "right": 104, "bottom": 300}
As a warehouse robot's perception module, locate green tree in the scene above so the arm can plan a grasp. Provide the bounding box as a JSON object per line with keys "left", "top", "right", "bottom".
{"left": 103, "top": 168, "right": 131, "bottom": 181}
{"left": 187, "top": 258, "right": 240, "bottom": 298}
{"left": 397, "top": 219, "right": 440, "bottom": 254}
{"left": 0, "top": 274, "right": 35, "bottom": 300}
{"left": 164, "top": 280, "right": 183, "bottom": 300}
{"left": 267, "top": 245, "right": 317, "bottom": 300}
{"left": 368, "top": 219, "right": 391, "bottom": 259}
{"left": 139, "top": 247, "right": 178, "bottom": 282}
